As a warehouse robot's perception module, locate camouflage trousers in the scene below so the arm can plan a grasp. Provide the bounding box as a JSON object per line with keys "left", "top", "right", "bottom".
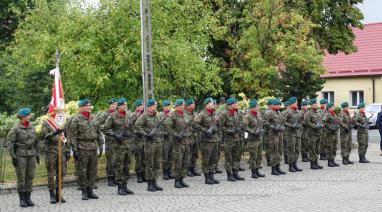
{"left": 162, "top": 137, "right": 174, "bottom": 171}
{"left": 224, "top": 141, "right": 241, "bottom": 171}
{"left": 45, "top": 151, "right": 67, "bottom": 190}
{"left": 320, "top": 131, "right": 327, "bottom": 155}
{"left": 265, "top": 132, "right": 283, "bottom": 167}
{"left": 78, "top": 149, "right": 98, "bottom": 189}
{"left": 133, "top": 139, "right": 145, "bottom": 174}
{"left": 15, "top": 155, "right": 36, "bottom": 192}
{"left": 105, "top": 139, "right": 116, "bottom": 177}
{"left": 200, "top": 141, "right": 218, "bottom": 174}
{"left": 285, "top": 132, "right": 300, "bottom": 164}
{"left": 341, "top": 131, "right": 352, "bottom": 158}
{"left": 114, "top": 146, "right": 132, "bottom": 184}
{"left": 144, "top": 141, "right": 162, "bottom": 180}
{"left": 308, "top": 133, "right": 320, "bottom": 162}
{"left": 173, "top": 142, "right": 190, "bottom": 179}
{"left": 301, "top": 132, "right": 308, "bottom": 157}
{"left": 245, "top": 140, "right": 263, "bottom": 169}
{"left": 357, "top": 132, "right": 369, "bottom": 156}
{"left": 189, "top": 139, "right": 199, "bottom": 169}
{"left": 325, "top": 132, "right": 338, "bottom": 161}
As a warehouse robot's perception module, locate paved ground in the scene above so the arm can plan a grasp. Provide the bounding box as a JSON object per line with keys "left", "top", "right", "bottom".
{"left": 1, "top": 131, "right": 382, "bottom": 212}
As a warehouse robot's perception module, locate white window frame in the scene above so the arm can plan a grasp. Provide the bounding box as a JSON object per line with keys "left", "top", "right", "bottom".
{"left": 321, "top": 91, "right": 334, "bottom": 103}
{"left": 349, "top": 90, "right": 364, "bottom": 107}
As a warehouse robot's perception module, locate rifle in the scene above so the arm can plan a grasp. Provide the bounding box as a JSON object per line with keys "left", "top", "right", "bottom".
{"left": 148, "top": 113, "right": 170, "bottom": 137}
{"left": 207, "top": 113, "right": 223, "bottom": 135}
{"left": 316, "top": 111, "right": 325, "bottom": 129}
{"left": 292, "top": 111, "right": 304, "bottom": 129}
{"left": 275, "top": 111, "right": 286, "bottom": 132}
{"left": 255, "top": 112, "right": 264, "bottom": 135}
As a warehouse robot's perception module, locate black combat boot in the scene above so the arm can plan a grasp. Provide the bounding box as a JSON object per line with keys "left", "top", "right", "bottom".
{"left": 55, "top": 188, "right": 66, "bottom": 203}
{"left": 87, "top": 187, "right": 99, "bottom": 199}
{"left": 174, "top": 179, "right": 183, "bottom": 188}
{"left": 137, "top": 172, "right": 144, "bottom": 183}
{"left": 153, "top": 179, "right": 163, "bottom": 191}
{"left": 319, "top": 153, "right": 326, "bottom": 160}
{"left": 49, "top": 190, "right": 57, "bottom": 204}
{"left": 108, "top": 176, "right": 116, "bottom": 186}
{"left": 117, "top": 183, "right": 128, "bottom": 195}
{"left": 18, "top": 192, "right": 28, "bottom": 207}
{"left": 180, "top": 177, "right": 189, "bottom": 187}
{"left": 255, "top": 168, "right": 265, "bottom": 177}
{"left": 227, "top": 171, "right": 236, "bottom": 181}
{"left": 363, "top": 155, "right": 370, "bottom": 163}
{"left": 191, "top": 167, "right": 201, "bottom": 176}
{"left": 25, "top": 191, "right": 35, "bottom": 206}
{"left": 163, "top": 170, "right": 170, "bottom": 180}
{"left": 209, "top": 172, "right": 220, "bottom": 184}
{"left": 293, "top": 162, "right": 303, "bottom": 172}
{"left": 123, "top": 182, "right": 134, "bottom": 194}
{"left": 288, "top": 163, "right": 296, "bottom": 172}
{"left": 251, "top": 169, "right": 258, "bottom": 178}
{"left": 187, "top": 168, "right": 194, "bottom": 177}
{"left": 284, "top": 156, "right": 288, "bottom": 164}
{"left": 328, "top": 160, "right": 335, "bottom": 167}
{"left": 233, "top": 169, "right": 245, "bottom": 180}
{"left": 302, "top": 153, "right": 309, "bottom": 162}
{"left": 204, "top": 173, "right": 214, "bottom": 185}
{"left": 310, "top": 161, "right": 318, "bottom": 170}
{"left": 332, "top": 159, "right": 340, "bottom": 166}
{"left": 315, "top": 160, "right": 323, "bottom": 169}
{"left": 271, "top": 166, "right": 280, "bottom": 175}
{"left": 346, "top": 156, "right": 354, "bottom": 164}
{"left": 81, "top": 188, "right": 89, "bottom": 200}
{"left": 276, "top": 164, "right": 286, "bottom": 175}
{"left": 215, "top": 166, "right": 223, "bottom": 174}
{"left": 342, "top": 157, "right": 349, "bottom": 165}
{"left": 147, "top": 180, "right": 156, "bottom": 192}
{"left": 168, "top": 169, "right": 175, "bottom": 179}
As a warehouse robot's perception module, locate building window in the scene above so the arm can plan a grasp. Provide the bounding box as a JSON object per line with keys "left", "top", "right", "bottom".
{"left": 322, "top": 91, "right": 334, "bottom": 103}
{"left": 350, "top": 91, "right": 364, "bottom": 107}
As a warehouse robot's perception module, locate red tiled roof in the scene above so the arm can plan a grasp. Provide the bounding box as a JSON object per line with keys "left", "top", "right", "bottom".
{"left": 322, "top": 22, "right": 382, "bottom": 78}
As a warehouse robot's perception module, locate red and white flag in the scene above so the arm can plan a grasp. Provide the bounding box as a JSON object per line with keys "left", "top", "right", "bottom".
{"left": 46, "top": 67, "right": 66, "bottom": 142}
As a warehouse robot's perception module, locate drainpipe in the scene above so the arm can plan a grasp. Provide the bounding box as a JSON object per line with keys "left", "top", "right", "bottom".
{"left": 372, "top": 76, "right": 375, "bottom": 103}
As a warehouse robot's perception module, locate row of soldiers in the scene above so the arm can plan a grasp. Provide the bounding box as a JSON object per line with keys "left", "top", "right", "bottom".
{"left": 7, "top": 96, "right": 370, "bottom": 207}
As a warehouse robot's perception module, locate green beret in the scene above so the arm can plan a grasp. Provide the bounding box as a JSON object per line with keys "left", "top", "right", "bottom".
{"left": 108, "top": 98, "right": 117, "bottom": 105}
{"left": 327, "top": 102, "right": 334, "bottom": 109}
{"left": 226, "top": 97, "right": 237, "bottom": 105}
{"left": 134, "top": 99, "right": 143, "bottom": 107}
{"left": 320, "top": 99, "right": 328, "bottom": 104}
{"left": 203, "top": 97, "right": 213, "bottom": 105}
{"left": 249, "top": 99, "right": 258, "bottom": 108}
{"left": 146, "top": 99, "right": 156, "bottom": 107}
{"left": 162, "top": 100, "right": 171, "bottom": 107}
{"left": 175, "top": 99, "right": 185, "bottom": 106}
{"left": 213, "top": 99, "right": 217, "bottom": 104}
{"left": 17, "top": 108, "right": 31, "bottom": 117}
{"left": 289, "top": 97, "right": 297, "bottom": 104}
{"left": 309, "top": 98, "right": 317, "bottom": 105}
{"left": 78, "top": 99, "right": 90, "bottom": 107}
{"left": 301, "top": 100, "right": 308, "bottom": 106}
{"left": 284, "top": 101, "right": 291, "bottom": 107}
{"left": 185, "top": 98, "right": 194, "bottom": 106}
{"left": 117, "top": 97, "right": 127, "bottom": 106}
{"left": 357, "top": 102, "right": 365, "bottom": 109}
{"left": 341, "top": 102, "right": 349, "bottom": 109}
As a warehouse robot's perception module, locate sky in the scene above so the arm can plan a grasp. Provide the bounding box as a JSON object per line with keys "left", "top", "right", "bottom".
{"left": 83, "top": 0, "right": 382, "bottom": 24}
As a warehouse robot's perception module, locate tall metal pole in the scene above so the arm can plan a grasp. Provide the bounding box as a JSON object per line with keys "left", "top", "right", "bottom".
{"left": 56, "top": 49, "right": 63, "bottom": 204}
{"left": 140, "top": 0, "right": 154, "bottom": 109}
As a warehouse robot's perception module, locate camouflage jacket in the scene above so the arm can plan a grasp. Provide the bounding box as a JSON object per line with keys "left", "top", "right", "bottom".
{"left": 69, "top": 112, "right": 103, "bottom": 151}
{"left": 284, "top": 108, "right": 303, "bottom": 136}
{"left": 263, "top": 109, "right": 284, "bottom": 137}
{"left": 7, "top": 121, "right": 39, "bottom": 159}
{"left": 164, "top": 110, "right": 192, "bottom": 145}
{"left": 323, "top": 111, "right": 340, "bottom": 134}
{"left": 158, "top": 110, "right": 171, "bottom": 138}
{"left": 192, "top": 109, "right": 219, "bottom": 143}
{"left": 338, "top": 111, "right": 352, "bottom": 134}
{"left": 133, "top": 111, "right": 163, "bottom": 143}
{"left": 304, "top": 108, "right": 322, "bottom": 136}
{"left": 219, "top": 109, "right": 242, "bottom": 142}
{"left": 131, "top": 110, "right": 144, "bottom": 142}
{"left": 41, "top": 120, "right": 69, "bottom": 154}
{"left": 102, "top": 110, "right": 133, "bottom": 148}
{"left": 184, "top": 109, "right": 199, "bottom": 140}
{"left": 353, "top": 112, "right": 369, "bottom": 134}
{"left": 242, "top": 111, "right": 262, "bottom": 142}
{"left": 96, "top": 109, "right": 113, "bottom": 140}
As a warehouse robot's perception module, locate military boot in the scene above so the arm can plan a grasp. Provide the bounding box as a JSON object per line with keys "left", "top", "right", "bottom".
{"left": 284, "top": 156, "right": 288, "bottom": 164}
{"left": 108, "top": 176, "right": 116, "bottom": 186}
{"left": 187, "top": 168, "right": 195, "bottom": 177}
{"left": 162, "top": 170, "right": 170, "bottom": 180}
{"left": 319, "top": 153, "right": 326, "bottom": 160}
{"left": 302, "top": 153, "right": 309, "bottom": 162}
{"left": 276, "top": 164, "right": 286, "bottom": 175}
{"left": 346, "top": 156, "right": 354, "bottom": 164}
{"left": 191, "top": 167, "right": 201, "bottom": 176}
{"left": 271, "top": 166, "right": 280, "bottom": 175}
{"left": 251, "top": 169, "right": 258, "bottom": 179}
{"left": 147, "top": 180, "right": 156, "bottom": 192}
{"left": 81, "top": 188, "right": 89, "bottom": 200}
{"left": 342, "top": 157, "right": 349, "bottom": 165}
{"left": 328, "top": 160, "right": 335, "bottom": 167}
{"left": 137, "top": 172, "right": 144, "bottom": 183}
{"left": 25, "top": 191, "right": 35, "bottom": 206}
{"left": 180, "top": 177, "right": 189, "bottom": 187}
{"left": 362, "top": 155, "right": 370, "bottom": 163}
{"left": 117, "top": 184, "right": 128, "bottom": 195}
{"left": 233, "top": 169, "right": 245, "bottom": 180}
{"left": 209, "top": 172, "right": 220, "bottom": 184}
{"left": 174, "top": 179, "right": 183, "bottom": 188}
{"left": 55, "top": 188, "right": 66, "bottom": 203}
{"left": 310, "top": 161, "right": 318, "bottom": 170}
{"left": 204, "top": 173, "right": 214, "bottom": 185}
{"left": 255, "top": 168, "right": 265, "bottom": 177}
{"left": 215, "top": 166, "right": 223, "bottom": 174}
{"left": 332, "top": 160, "right": 340, "bottom": 166}
{"left": 227, "top": 171, "right": 236, "bottom": 181}
{"left": 49, "top": 190, "right": 57, "bottom": 204}
{"left": 293, "top": 162, "right": 303, "bottom": 172}
{"left": 87, "top": 187, "right": 99, "bottom": 199}
{"left": 168, "top": 170, "right": 175, "bottom": 179}
{"left": 315, "top": 160, "right": 323, "bottom": 169}
{"left": 123, "top": 182, "right": 134, "bottom": 194}
{"left": 153, "top": 179, "right": 163, "bottom": 191}
{"left": 18, "top": 192, "right": 28, "bottom": 207}
{"left": 288, "top": 163, "right": 296, "bottom": 172}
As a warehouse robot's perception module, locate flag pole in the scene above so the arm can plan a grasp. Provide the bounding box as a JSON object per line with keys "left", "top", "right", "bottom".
{"left": 56, "top": 49, "right": 62, "bottom": 204}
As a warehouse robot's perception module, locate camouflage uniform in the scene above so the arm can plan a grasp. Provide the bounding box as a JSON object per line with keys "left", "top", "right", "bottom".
{"left": 353, "top": 112, "right": 369, "bottom": 162}
{"left": 160, "top": 110, "right": 173, "bottom": 178}
{"left": 338, "top": 110, "right": 353, "bottom": 164}
{"left": 184, "top": 109, "right": 200, "bottom": 176}
{"left": 7, "top": 121, "right": 39, "bottom": 195}
{"left": 323, "top": 111, "right": 340, "bottom": 166}
{"left": 301, "top": 109, "right": 309, "bottom": 161}
{"left": 304, "top": 108, "right": 323, "bottom": 169}
{"left": 130, "top": 110, "right": 145, "bottom": 181}
{"left": 318, "top": 108, "right": 328, "bottom": 160}
{"left": 103, "top": 110, "right": 134, "bottom": 194}
{"left": 96, "top": 110, "right": 115, "bottom": 180}
{"left": 70, "top": 112, "right": 103, "bottom": 192}
{"left": 284, "top": 108, "right": 303, "bottom": 171}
